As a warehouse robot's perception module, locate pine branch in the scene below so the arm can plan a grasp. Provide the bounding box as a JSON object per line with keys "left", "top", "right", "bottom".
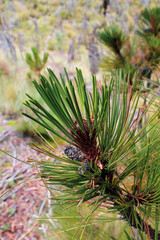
{"left": 118, "top": 206, "right": 160, "bottom": 240}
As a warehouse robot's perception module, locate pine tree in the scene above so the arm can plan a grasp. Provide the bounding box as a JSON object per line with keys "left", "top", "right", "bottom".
{"left": 97, "top": 7, "right": 160, "bottom": 89}
{"left": 23, "top": 68, "right": 160, "bottom": 239}
{"left": 25, "top": 47, "right": 49, "bottom": 74}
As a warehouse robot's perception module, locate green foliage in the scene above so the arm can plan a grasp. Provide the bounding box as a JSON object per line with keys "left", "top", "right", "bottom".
{"left": 7, "top": 120, "right": 17, "bottom": 127}
{"left": 1, "top": 223, "right": 10, "bottom": 232}
{"left": 8, "top": 180, "right": 15, "bottom": 187}
{"left": 97, "top": 25, "right": 135, "bottom": 80}
{"left": 97, "top": 7, "right": 160, "bottom": 86}
{"left": 145, "top": 35, "right": 160, "bottom": 64}
{"left": 46, "top": 205, "right": 104, "bottom": 240}
{"left": 0, "top": 67, "right": 3, "bottom": 76}
{"left": 124, "top": 230, "right": 135, "bottom": 240}
{"left": 59, "top": 10, "right": 72, "bottom": 19}
{"left": 97, "top": 25, "right": 127, "bottom": 58}
{"left": 0, "top": 126, "right": 4, "bottom": 131}
{"left": 42, "top": 203, "right": 134, "bottom": 240}
{"left": 15, "top": 117, "right": 54, "bottom": 139}
{"left": 24, "top": 68, "right": 160, "bottom": 239}
{"left": 136, "top": 7, "right": 160, "bottom": 67}
{"left": 8, "top": 208, "right": 16, "bottom": 215}
{"left": 47, "top": 40, "right": 55, "bottom": 51}
{"left": 27, "top": 71, "right": 32, "bottom": 79}
{"left": 137, "top": 7, "right": 160, "bottom": 37}
{"left": 25, "top": 47, "right": 49, "bottom": 74}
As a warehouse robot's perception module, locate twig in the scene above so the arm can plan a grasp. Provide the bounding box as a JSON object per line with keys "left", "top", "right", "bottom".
{"left": 10, "top": 142, "right": 17, "bottom": 168}
{"left": 46, "top": 213, "right": 57, "bottom": 229}
{"left": 2, "top": 185, "right": 24, "bottom": 201}
{"left": 39, "top": 198, "right": 47, "bottom": 215}
{"left": 0, "top": 165, "right": 32, "bottom": 189}
{"left": 18, "top": 221, "right": 39, "bottom": 240}
{"left": 0, "top": 131, "right": 11, "bottom": 142}
{"left": 41, "top": 223, "right": 49, "bottom": 240}
{"left": 118, "top": 207, "right": 160, "bottom": 240}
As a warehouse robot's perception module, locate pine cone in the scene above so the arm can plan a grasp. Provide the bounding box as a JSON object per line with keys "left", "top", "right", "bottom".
{"left": 78, "top": 162, "right": 91, "bottom": 175}
{"left": 64, "top": 145, "right": 85, "bottom": 162}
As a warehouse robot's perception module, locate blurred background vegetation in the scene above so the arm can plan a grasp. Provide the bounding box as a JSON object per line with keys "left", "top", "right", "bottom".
{"left": 0, "top": 0, "right": 159, "bottom": 120}
{"left": 0, "top": 0, "right": 160, "bottom": 239}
